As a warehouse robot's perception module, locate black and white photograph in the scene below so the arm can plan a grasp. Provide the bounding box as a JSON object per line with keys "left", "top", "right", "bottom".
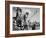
{"left": 12, "top": 7, "right": 40, "bottom": 31}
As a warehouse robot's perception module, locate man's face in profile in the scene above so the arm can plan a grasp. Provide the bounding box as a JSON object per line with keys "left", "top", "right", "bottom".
{"left": 25, "top": 12, "right": 29, "bottom": 18}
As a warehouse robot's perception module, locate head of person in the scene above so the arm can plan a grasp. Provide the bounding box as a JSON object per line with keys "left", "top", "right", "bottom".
{"left": 16, "top": 7, "right": 22, "bottom": 16}
{"left": 25, "top": 12, "right": 29, "bottom": 18}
